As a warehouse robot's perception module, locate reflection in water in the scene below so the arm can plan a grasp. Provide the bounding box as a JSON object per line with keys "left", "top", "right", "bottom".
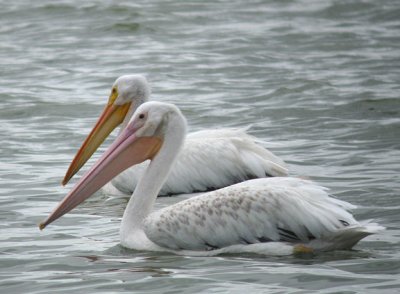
{"left": 107, "top": 267, "right": 173, "bottom": 277}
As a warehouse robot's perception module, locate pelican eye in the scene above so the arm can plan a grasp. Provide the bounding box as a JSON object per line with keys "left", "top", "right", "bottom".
{"left": 108, "top": 87, "right": 119, "bottom": 104}
{"left": 138, "top": 113, "right": 145, "bottom": 119}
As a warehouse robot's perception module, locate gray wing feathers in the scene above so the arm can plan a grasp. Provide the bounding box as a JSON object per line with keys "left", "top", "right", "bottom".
{"left": 143, "top": 178, "right": 357, "bottom": 250}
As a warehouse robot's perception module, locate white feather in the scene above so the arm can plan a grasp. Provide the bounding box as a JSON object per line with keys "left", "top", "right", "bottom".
{"left": 142, "top": 177, "right": 381, "bottom": 252}
{"left": 46, "top": 95, "right": 383, "bottom": 256}
{"left": 114, "top": 102, "right": 383, "bottom": 255}
{"left": 110, "top": 128, "right": 288, "bottom": 195}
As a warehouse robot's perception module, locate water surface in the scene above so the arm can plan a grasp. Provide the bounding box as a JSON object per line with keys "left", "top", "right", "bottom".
{"left": 1, "top": 0, "right": 399, "bottom": 293}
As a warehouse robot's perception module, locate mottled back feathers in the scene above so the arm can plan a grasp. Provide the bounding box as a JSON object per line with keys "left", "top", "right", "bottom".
{"left": 143, "top": 178, "right": 358, "bottom": 250}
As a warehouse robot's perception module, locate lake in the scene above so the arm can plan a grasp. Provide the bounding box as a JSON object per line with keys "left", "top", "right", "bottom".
{"left": 0, "top": 0, "right": 399, "bottom": 293}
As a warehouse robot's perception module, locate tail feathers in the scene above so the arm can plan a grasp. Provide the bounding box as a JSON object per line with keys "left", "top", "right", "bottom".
{"left": 190, "top": 128, "right": 288, "bottom": 178}
{"left": 236, "top": 138, "right": 288, "bottom": 178}
{"left": 255, "top": 153, "right": 288, "bottom": 177}
{"left": 309, "top": 222, "right": 385, "bottom": 251}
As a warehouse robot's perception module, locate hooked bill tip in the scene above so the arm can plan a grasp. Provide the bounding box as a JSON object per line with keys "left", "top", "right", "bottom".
{"left": 61, "top": 174, "right": 71, "bottom": 186}
{"left": 39, "top": 222, "right": 46, "bottom": 231}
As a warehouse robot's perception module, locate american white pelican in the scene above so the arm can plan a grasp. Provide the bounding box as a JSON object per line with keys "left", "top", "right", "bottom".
{"left": 62, "top": 75, "right": 287, "bottom": 195}
{"left": 41, "top": 102, "right": 382, "bottom": 256}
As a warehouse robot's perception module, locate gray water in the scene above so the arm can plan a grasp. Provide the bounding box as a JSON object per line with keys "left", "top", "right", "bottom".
{"left": 1, "top": 0, "right": 400, "bottom": 293}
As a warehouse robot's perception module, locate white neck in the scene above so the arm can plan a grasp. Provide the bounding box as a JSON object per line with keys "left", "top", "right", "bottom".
{"left": 119, "top": 113, "right": 186, "bottom": 239}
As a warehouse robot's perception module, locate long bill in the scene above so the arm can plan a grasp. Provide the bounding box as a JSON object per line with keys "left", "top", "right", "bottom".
{"left": 40, "top": 127, "right": 162, "bottom": 230}
{"left": 62, "top": 102, "right": 132, "bottom": 186}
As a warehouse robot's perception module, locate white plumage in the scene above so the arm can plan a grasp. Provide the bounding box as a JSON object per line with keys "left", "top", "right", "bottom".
{"left": 111, "top": 128, "right": 287, "bottom": 195}
{"left": 137, "top": 177, "right": 380, "bottom": 254}
{"left": 63, "top": 75, "right": 287, "bottom": 195}
{"left": 42, "top": 101, "right": 383, "bottom": 256}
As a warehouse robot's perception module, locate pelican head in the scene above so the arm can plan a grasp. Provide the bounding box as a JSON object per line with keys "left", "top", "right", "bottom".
{"left": 62, "top": 75, "right": 150, "bottom": 185}
{"left": 41, "top": 101, "right": 186, "bottom": 229}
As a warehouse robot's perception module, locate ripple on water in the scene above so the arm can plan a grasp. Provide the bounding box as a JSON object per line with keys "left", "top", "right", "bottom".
{"left": 0, "top": 0, "right": 400, "bottom": 293}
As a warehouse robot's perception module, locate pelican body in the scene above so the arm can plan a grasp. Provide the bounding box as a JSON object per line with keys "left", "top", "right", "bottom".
{"left": 63, "top": 75, "right": 287, "bottom": 195}
{"left": 41, "top": 102, "right": 382, "bottom": 256}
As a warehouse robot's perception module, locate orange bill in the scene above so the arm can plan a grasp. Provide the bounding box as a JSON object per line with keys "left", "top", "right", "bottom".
{"left": 62, "top": 101, "right": 132, "bottom": 185}
{"left": 41, "top": 125, "right": 162, "bottom": 229}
